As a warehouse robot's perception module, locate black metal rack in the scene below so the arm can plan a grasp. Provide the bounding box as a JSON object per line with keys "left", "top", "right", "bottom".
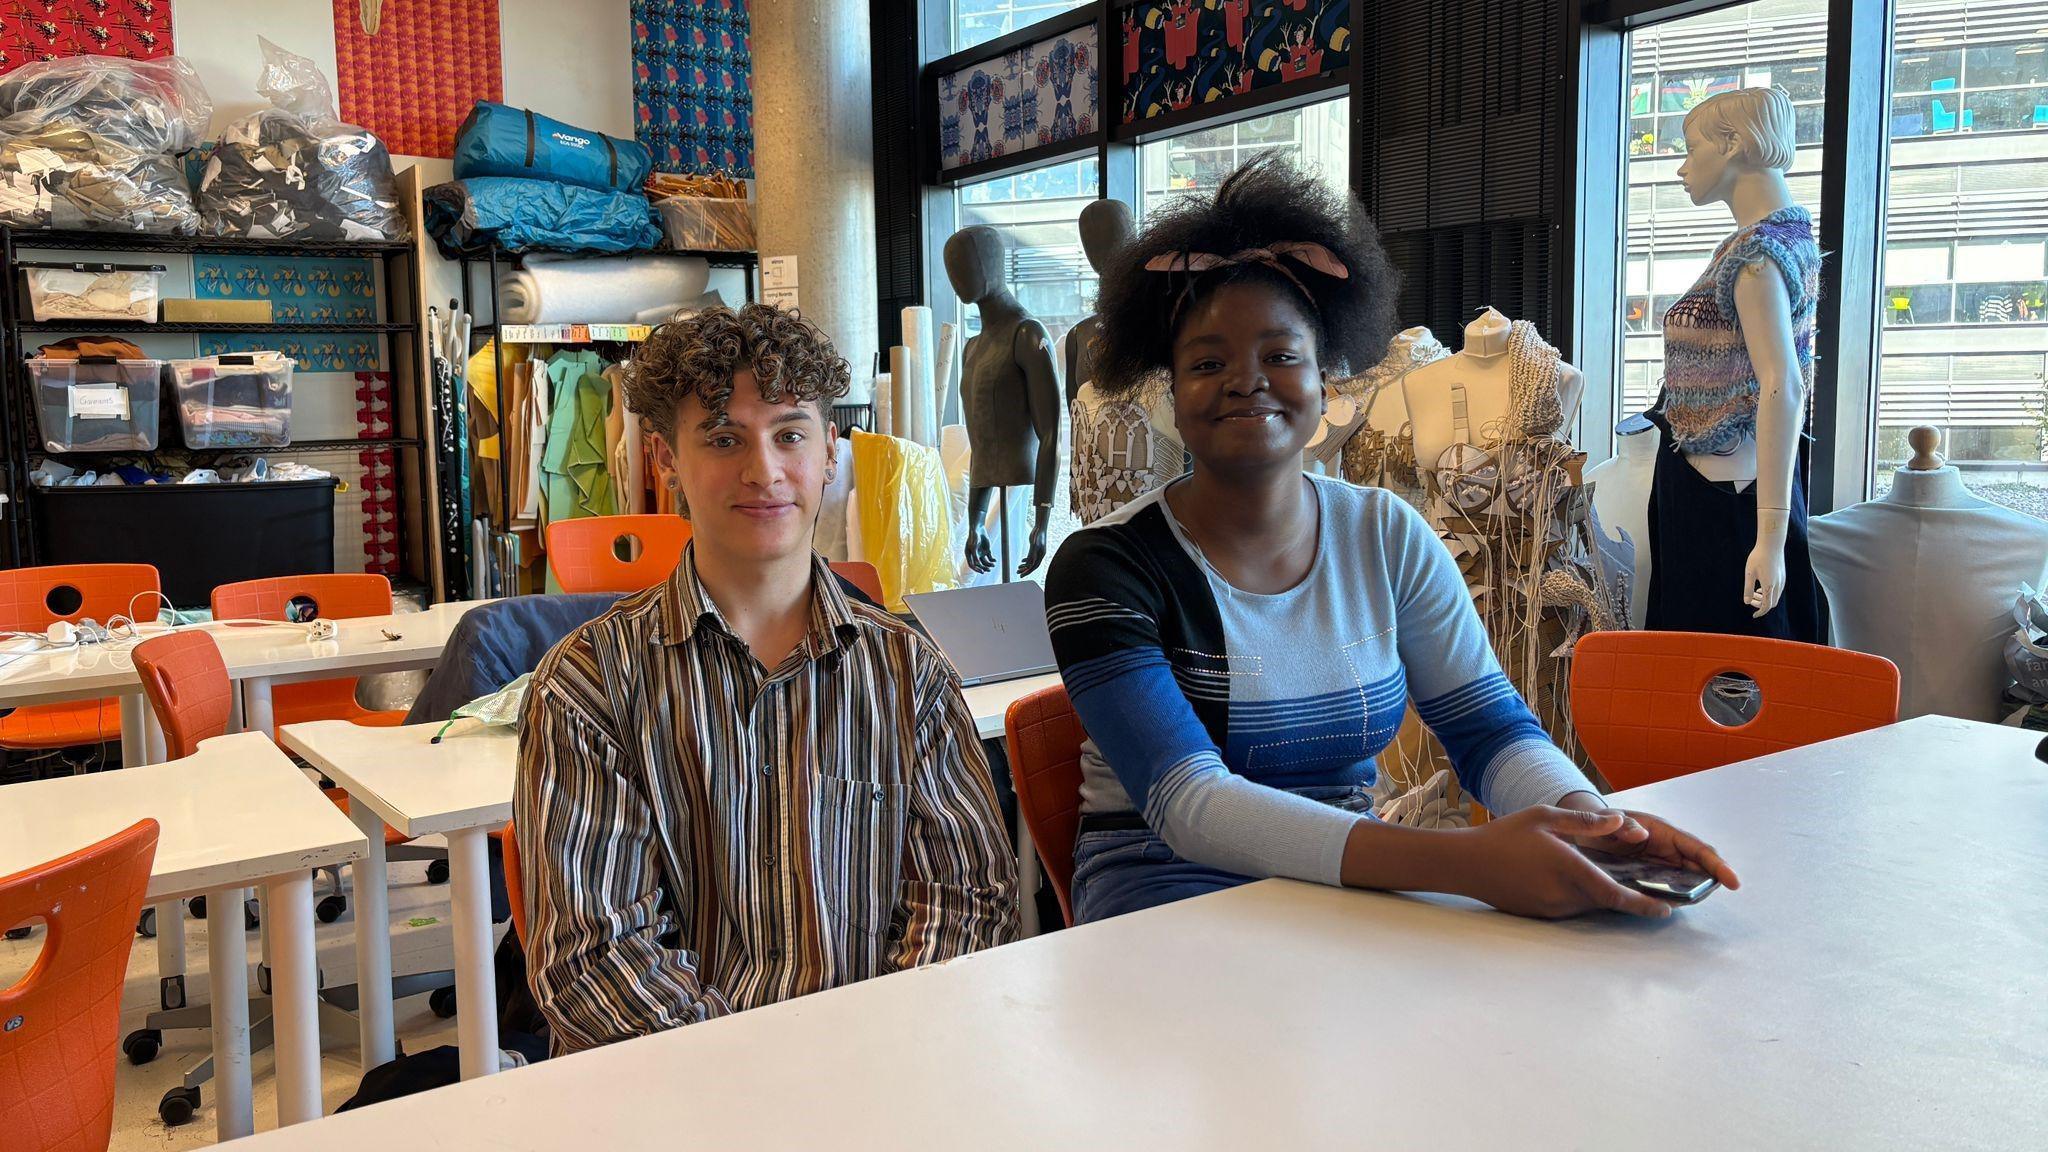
{"left": 0, "top": 227, "right": 435, "bottom": 586}
{"left": 449, "top": 245, "right": 758, "bottom": 596}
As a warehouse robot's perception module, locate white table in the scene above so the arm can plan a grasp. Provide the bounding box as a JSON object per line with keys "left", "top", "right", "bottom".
{"left": 0, "top": 732, "right": 367, "bottom": 1141}
{"left": 222, "top": 716, "right": 2046, "bottom": 1150}
{"left": 280, "top": 719, "right": 517, "bottom": 1082}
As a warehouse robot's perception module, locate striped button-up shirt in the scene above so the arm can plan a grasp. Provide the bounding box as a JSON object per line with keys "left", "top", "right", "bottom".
{"left": 514, "top": 551, "right": 1018, "bottom": 1055}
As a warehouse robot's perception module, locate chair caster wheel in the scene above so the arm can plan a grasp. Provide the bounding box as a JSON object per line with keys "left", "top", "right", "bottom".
{"left": 188, "top": 895, "right": 207, "bottom": 920}
{"left": 123, "top": 1028, "right": 163, "bottom": 1066}
{"left": 136, "top": 907, "right": 156, "bottom": 938}
{"left": 316, "top": 894, "right": 346, "bottom": 924}
{"left": 426, "top": 859, "right": 450, "bottom": 885}
{"left": 159, "top": 1085, "right": 201, "bottom": 1126}
{"left": 429, "top": 986, "right": 458, "bottom": 1018}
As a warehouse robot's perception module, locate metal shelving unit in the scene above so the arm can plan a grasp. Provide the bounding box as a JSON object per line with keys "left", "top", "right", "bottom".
{"left": 1, "top": 226, "right": 436, "bottom": 583}
{"left": 448, "top": 244, "right": 759, "bottom": 595}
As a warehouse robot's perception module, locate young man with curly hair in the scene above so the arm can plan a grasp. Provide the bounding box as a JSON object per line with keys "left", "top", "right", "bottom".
{"left": 514, "top": 304, "right": 1017, "bottom": 1055}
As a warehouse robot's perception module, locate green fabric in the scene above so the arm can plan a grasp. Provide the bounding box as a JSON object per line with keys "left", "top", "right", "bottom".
{"left": 541, "top": 350, "right": 618, "bottom": 593}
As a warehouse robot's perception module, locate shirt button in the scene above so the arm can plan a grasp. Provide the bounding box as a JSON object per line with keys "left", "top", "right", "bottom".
{"left": 760, "top": 853, "right": 773, "bottom": 868}
{"left": 766, "top": 946, "right": 782, "bottom": 963}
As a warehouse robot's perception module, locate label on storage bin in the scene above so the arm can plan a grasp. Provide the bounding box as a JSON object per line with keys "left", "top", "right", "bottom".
{"left": 68, "top": 384, "right": 130, "bottom": 420}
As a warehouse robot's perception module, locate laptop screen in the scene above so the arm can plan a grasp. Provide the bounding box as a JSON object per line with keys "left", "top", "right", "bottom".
{"left": 905, "top": 582, "right": 1059, "bottom": 687}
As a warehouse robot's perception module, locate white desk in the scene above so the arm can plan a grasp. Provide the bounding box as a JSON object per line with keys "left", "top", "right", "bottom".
{"left": 225, "top": 716, "right": 2044, "bottom": 1150}
{"left": 280, "top": 720, "right": 517, "bottom": 1082}
{"left": 0, "top": 733, "right": 366, "bottom": 1141}
{"left": 962, "top": 671, "right": 1061, "bottom": 741}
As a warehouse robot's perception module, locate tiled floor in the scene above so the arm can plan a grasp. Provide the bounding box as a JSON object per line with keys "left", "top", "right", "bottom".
{"left": 0, "top": 845, "right": 499, "bottom": 1149}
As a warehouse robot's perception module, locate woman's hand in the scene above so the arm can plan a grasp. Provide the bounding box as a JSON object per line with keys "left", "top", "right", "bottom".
{"left": 1450, "top": 807, "right": 1676, "bottom": 919}
{"left": 1556, "top": 792, "right": 1741, "bottom": 891}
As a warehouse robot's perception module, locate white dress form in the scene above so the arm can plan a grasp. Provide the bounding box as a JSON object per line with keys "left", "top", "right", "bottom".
{"left": 1585, "top": 418, "right": 1660, "bottom": 628}
{"left": 1811, "top": 429, "right": 2048, "bottom": 722}
{"left": 1403, "top": 308, "right": 1586, "bottom": 469}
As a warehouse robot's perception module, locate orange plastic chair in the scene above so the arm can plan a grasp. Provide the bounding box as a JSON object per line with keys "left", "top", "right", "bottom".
{"left": 828, "top": 561, "right": 885, "bottom": 605}
{"left": 1571, "top": 630, "right": 1901, "bottom": 792}
{"left": 131, "top": 632, "right": 235, "bottom": 760}
{"left": 210, "top": 574, "right": 409, "bottom": 737}
{"left": 546, "top": 514, "right": 692, "bottom": 594}
{"left": 498, "top": 822, "right": 529, "bottom": 950}
{"left": 0, "top": 564, "right": 161, "bottom": 755}
{"left": 0, "top": 818, "right": 160, "bottom": 1152}
{"left": 1002, "top": 684, "right": 1088, "bottom": 927}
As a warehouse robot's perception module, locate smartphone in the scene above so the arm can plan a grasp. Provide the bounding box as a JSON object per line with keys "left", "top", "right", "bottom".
{"left": 1580, "top": 848, "right": 1720, "bottom": 904}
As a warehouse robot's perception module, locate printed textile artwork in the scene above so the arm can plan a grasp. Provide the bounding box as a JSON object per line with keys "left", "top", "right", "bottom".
{"left": 0, "top": 0, "right": 173, "bottom": 75}
{"left": 634, "top": 0, "right": 755, "bottom": 178}
{"left": 1120, "top": 0, "right": 1349, "bottom": 124}
{"left": 331, "top": 0, "right": 504, "bottom": 159}
{"left": 194, "top": 256, "right": 378, "bottom": 325}
{"left": 939, "top": 22, "right": 1097, "bottom": 172}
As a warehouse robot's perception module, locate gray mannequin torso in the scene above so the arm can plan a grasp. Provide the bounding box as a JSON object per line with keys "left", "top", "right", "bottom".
{"left": 1061, "top": 199, "right": 1135, "bottom": 405}
{"left": 1063, "top": 314, "right": 1101, "bottom": 406}
{"left": 963, "top": 315, "right": 1054, "bottom": 486}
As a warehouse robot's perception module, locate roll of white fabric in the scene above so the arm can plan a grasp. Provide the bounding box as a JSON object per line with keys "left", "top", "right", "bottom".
{"left": 499, "top": 253, "right": 711, "bottom": 324}
{"left": 935, "top": 321, "right": 961, "bottom": 428}
{"left": 890, "top": 345, "right": 912, "bottom": 448}
{"left": 901, "top": 306, "right": 935, "bottom": 447}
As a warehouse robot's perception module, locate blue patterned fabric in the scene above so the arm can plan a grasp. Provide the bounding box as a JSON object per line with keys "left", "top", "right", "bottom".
{"left": 633, "top": 0, "right": 754, "bottom": 178}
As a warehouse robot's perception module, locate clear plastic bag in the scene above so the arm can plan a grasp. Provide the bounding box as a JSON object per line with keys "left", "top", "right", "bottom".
{"left": 0, "top": 56, "right": 210, "bottom": 234}
{"left": 196, "top": 38, "right": 406, "bottom": 241}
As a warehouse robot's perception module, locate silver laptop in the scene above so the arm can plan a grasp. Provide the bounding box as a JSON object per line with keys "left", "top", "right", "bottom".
{"left": 905, "top": 582, "right": 1059, "bottom": 688}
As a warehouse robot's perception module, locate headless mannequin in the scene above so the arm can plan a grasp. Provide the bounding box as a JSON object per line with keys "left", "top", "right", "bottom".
{"left": 1811, "top": 427, "right": 2048, "bottom": 722}
{"left": 1403, "top": 308, "right": 1585, "bottom": 469}
{"left": 1063, "top": 199, "right": 1135, "bottom": 404}
{"left": 1305, "top": 325, "right": 1436, "bottom": 474}
{"left": 1672, "top": 88, "right": 1807, "bottom": 616}
{"left": 1584, "top": 414, "right": 1659, "bottom": 628}
{"left": 1360, "top": 326, "right": 1436, "bottom": 439}
{"left": 944, "top": 226, "right": 1060, "bottom": 577}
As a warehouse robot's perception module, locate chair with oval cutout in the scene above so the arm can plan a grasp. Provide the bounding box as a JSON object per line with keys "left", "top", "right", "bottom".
{"left": 0, "top": 564, "right": 162, "bottom": 775}
{"left": 546, "top": 514, "right": 693, "bottom": 594}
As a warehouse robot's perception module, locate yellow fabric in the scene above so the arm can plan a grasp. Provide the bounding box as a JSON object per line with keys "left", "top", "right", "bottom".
{"left": 850, "top": 429, "right": 956, "bottom": 612}
{"left": 466, "top": 340, "right": 501, "bottom": 461}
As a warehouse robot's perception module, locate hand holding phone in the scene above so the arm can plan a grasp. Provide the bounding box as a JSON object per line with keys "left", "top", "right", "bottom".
{"left": 1579, "top": 847, "right": 1719, "bottom": 904}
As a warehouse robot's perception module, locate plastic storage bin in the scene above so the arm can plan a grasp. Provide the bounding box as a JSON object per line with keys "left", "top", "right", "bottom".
{"left": 28, "top": 357, "right": 164, "bottom": 452}
{"left": 20, "top": 262, "right": 166, "bottom": 322}
{"left": 656, "top": 197, "right": 755, "bottom": 251}
{"left": 170, "top": 352, "right": 294, "bottom": 448}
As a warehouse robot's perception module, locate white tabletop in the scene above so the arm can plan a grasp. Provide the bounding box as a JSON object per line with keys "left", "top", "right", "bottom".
{"left": 217, "top": 715, "right": 2048, "bottom": 1150}
{"left": 962, "top": 671, "right": 1062, "bottom": 740}
{"left": 281, "top": 720, "right": 517, "bottom": 838}
{"left": 0, "top": 599, "right": 491, "bottom": 708}
{"left": 0, "top": 732, "right": 366, "bottom": 901}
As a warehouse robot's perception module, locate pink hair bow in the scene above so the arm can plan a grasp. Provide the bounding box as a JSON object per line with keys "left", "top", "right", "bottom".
{"left": 1143, "top": 241, "right": 1351, "bottom": 281}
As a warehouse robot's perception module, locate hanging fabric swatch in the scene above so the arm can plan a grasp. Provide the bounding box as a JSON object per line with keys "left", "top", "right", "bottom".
{"left": 330, "top": 0, "right": 503, "bottom": 159}
{"left": 632, "top": 0, "right": 754, "bottom": 177}
{"left": 0, "top": 1, "right": 175, "bottom": 75}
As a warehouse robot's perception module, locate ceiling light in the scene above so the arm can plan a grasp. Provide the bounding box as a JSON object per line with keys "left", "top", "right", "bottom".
{"left": 1914, "top": 36, "right": 1949, "bottom": 46}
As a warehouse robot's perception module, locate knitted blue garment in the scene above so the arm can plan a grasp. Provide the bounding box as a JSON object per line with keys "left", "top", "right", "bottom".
{"left": 1659, "top": 206, "right": 1821, "bottom": 455}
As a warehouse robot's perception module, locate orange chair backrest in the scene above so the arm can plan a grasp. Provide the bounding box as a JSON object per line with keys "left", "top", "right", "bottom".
{"left": 210, "top": 574, "right": 395, "bottom": 725}
{"left": 546, "top": 515, "right": 692, "bottom": 594}
{"left": 828, "top": 561, "right": 885, "bottom": 605}
{"left": 132, "top": 632, "right": 233, "bottom": 760}
{"left": 1003, "top": 684, "right": 1088, "bottom": 927}
{"left": 0, "top": 563, "right": 161, "bottom": 632}
{"left": 1571, "top": 630, "right": 1901, "bottom": 792}
{"left": 0, "top": 818, "right": 160, "bottom": 1152}
{"left": 499, "top": 822, "right": 529, "bottom": 950}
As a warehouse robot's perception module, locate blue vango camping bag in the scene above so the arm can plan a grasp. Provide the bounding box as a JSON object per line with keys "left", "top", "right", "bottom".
{"left": 452, "top": 102, "right": 654, "bottom": 193}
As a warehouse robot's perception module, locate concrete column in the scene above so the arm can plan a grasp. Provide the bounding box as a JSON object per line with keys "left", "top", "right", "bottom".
{"left": 751, "top": 0, "right": 880, "bottom": 401}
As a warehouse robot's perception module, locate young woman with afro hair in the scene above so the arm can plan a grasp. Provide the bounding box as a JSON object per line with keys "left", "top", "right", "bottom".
{"left": 1042, "top": 157, "right": 1737, "bottom": 923}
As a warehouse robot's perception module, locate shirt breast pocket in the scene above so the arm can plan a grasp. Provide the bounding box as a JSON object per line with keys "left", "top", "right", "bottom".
{"left": 809, "top": 774, "right": 909, "bottom": 938}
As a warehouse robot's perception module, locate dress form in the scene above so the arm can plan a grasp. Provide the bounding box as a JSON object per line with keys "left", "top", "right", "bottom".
{"left": 1062, "top": 200, "right": 1134, "bottom": 405}
{"left": 1304, "top": 325, "right": 1436, "bottom": 475}
{"left": 1811, "top": 428, "right": 2048, "bottom": 722}
{"left": 1403, "top": 308, "right": 1585, "bottom": 469}
{"left": 945, "top": 226, "right": 1061, "bottom": 578}
{"left": 1584, "top": 415, "right": 1658, "bottom": 627}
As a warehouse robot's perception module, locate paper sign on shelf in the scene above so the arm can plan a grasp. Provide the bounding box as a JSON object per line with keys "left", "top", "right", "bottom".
{"left": 763, "top": 255, "right": 799, "bottom": 290}
{"left": 69, "top": 384, "right": 130, "bottom": 420}
{"left": 763, "top": 286, "right": 800, "bottom": 311}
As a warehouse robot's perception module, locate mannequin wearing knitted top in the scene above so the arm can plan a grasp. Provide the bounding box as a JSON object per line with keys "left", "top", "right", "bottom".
{"left": 1657, "top": 87, "right": 1819, "bottom": 629}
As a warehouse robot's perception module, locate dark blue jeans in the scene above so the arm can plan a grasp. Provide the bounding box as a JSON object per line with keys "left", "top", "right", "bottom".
{"left": 1070, "top": 785, "right": 1371, "bottom": 924}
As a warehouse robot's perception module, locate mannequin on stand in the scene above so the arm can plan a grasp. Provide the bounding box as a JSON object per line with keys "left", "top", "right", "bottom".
{"left": 945, "top": 225, "right": 1061, "bottom": 578}
{"left": 1584, "top": 413, "right": 1658, "bottom": 628}
{"left": 1304, "top": 325, "right": 1441, "bottom": 478}
{"left": 1812, "top": 427, "right": 2048, "bottom": 722}
{"left": 1064, "top": 199, "right": 1135, "bottom": 403}
{"left": 1067, "top": 199, "right": 1185, "bottom": 524}
{"left": 1402, "top": 307, "right": 1585, "bottom": 470}
{"left": 1646, "top": 86, "right": 1822, "bottom": 640}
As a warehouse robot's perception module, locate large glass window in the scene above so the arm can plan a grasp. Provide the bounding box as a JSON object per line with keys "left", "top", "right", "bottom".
{"left": 951, "top": 0, "right": 1089, "bottom": 53}
{"left": 954, "top": 158, "right": 1100, "bottom": 344}
{"left": 1615, "top": 0, "right": 1828, "bottom": 427}
{"left": 1875, "top": 0, "right": 2048, "bottom": 517}
{"left": 1137, "top": 97, "right": 1351, "bottom": 220}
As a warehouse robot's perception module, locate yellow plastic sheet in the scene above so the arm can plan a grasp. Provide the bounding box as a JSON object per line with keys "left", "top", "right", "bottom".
{"left": 851, "top": 429, "right": 957, "bottom": 612}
